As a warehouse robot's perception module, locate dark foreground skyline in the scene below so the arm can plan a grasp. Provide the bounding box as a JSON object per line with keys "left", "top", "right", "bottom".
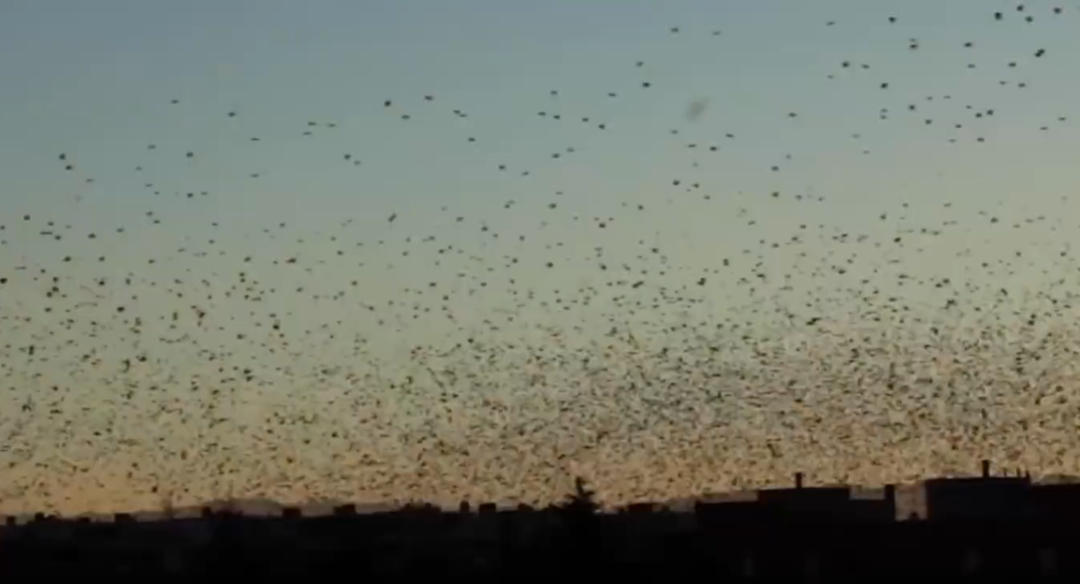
{"left": 4, "top": 461, "right": 1080, "bottom": 579}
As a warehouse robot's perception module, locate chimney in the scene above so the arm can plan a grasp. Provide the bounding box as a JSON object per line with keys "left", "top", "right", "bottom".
{"left": 795, "top": 472, "right": 804, "bottom": 489}
{"left": 981, "top": 459, "right": 990, "bottom": 478}
{"left": 884, "top": 484, "right": 896, "bottom": 504}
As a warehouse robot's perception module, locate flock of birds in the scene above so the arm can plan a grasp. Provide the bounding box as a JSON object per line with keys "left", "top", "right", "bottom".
{"left": 4, "top": 5, "right": 1080, "bottom": 516}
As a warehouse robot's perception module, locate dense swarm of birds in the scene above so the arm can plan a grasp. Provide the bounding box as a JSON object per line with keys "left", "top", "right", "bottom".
{"left": 3, "top": 4, "right": 1080, "bottom": 516}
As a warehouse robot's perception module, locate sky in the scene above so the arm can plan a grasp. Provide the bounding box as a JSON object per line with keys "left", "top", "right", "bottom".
{"left": 3, "top": 0, "right": 1080, "bottom": 514}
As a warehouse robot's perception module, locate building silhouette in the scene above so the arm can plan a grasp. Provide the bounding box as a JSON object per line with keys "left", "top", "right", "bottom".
{"left": 924, "top": 460, "right": 1033, "bottom": 522}
{"left": 695, "top": 472, "right": 896, "bottom": 526}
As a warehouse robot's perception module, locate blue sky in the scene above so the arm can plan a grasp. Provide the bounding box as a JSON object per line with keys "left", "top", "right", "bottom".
{"left": 4, "top": 0, "right": 1080, "bottom": 385}
{"left": 3, "top": 0, "right": 1080, "bottom": 512}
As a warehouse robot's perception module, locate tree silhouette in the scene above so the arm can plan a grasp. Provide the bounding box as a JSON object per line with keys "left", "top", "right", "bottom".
{"left": 561, "top": 476, "right": 599, "bottom": 515}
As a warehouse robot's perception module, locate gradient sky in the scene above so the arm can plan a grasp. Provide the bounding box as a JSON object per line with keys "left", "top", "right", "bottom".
{"left": 4, "top": 0, "right": 1080, "bottom": 512}
{"left": 2, "top": 0, "right": 1079, "bottom": 370}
